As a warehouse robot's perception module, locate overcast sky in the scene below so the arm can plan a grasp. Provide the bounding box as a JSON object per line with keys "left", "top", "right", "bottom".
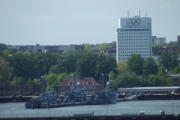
{"left": 0, "top": 0, "right": 180, "bottom": 45}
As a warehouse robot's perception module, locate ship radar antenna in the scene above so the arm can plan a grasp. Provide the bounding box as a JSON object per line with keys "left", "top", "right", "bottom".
{"left": 127, "top": 11, "right": 129, "bottom": 18}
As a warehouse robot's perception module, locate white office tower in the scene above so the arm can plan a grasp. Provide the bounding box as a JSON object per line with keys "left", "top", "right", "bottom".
{"left": 117, "top": 16, "right": 152, "bottom": 62}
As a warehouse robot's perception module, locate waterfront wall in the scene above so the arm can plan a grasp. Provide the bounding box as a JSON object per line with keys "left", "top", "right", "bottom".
{"left": 138, "top": 94, "right": 180, "bottom": 100}
{"left": 1, "top": 94, "right": 180, "bottom": 103}
{"left": 0, "top": 96, "right": 32, "bottom": 103}
{"left": 0, "top": 115, "right": 180, "bottom": 120}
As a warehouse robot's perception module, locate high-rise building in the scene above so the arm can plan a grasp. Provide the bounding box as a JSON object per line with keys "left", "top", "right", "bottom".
{"left": 177, "top": 35, "right": 180, "bottom": 42}
{"left": 116, "top": 16, "right": 152, "bottom": 61}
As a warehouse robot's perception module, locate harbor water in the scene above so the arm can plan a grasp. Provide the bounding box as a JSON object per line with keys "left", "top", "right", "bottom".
{"left": 0, "top": 100, "right": 180, "bottom": 118}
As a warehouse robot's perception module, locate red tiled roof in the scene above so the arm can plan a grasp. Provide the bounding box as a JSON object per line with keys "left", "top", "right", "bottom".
{"left": 59, "top": 77, "right": 101, "bottom": 87}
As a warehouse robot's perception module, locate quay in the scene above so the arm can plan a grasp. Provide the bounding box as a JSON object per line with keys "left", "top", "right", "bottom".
{"left": 0, "top": 114, "right": 180, "bottom": 120}
{"left": 1, "top": 94, "right": 180, "bottom": 104}
{"left": 0, "top": 96, "right": 33, "bottom": 103}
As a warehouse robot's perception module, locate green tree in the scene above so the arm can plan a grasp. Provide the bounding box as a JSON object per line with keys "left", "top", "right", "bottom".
{"left": 76, "top": 51, "right": 97, "bottom": 77}
{"left": 167, "top": 41, "right": 180, "bottom": 48}
{"left": 0, "top": 43, "right": 7, "bottom": 50}
{"left": 10, "top": 51, "right": 35, "bottom": 79}
{"left": 127, "top": 54, "right": 144, "bottom": 75}
{"left": 33, "top": 51, "right": 56, "bottom": 77}
{"left": 159, "top": 52, "right": 179, "bottom": 71}
{"left": 44, "top": 73, "right": 67, "bottom": 90}
{"left": 109, "top": 71, "right": 116, "bottom": 80}
{"left": 0, "top": 57, "right": 13, "bottom": 84}
{"left": 169, "top": 66, "right": 180, "bottom": 74}
{"left": 113, "top": 72, "right": 143, "bottom": 89}
{"left": 8, "top": 51, "right": 56, "bottom": 79}
{"left": 147, "top": 74, "right": 172, "bottom": 86}
{"left": 143, "top": 57, "right": 158, "bottom": 75}
{"left": 49, "top": 65, "right": 59, "bottom": 74}
{"left": 117, "top": 61, "right": 128, "bottom": 73}
{"left": 11, "top": 76, "right": 25, "bottom": 86}
{"left": 95, "top": 54, "right": 117, "bottom": 80}
{"left": 11, "top": 76, "right": 26, "bottom": 95}
{"left": 55, "top": 50, "right": 78, "bottom": 73}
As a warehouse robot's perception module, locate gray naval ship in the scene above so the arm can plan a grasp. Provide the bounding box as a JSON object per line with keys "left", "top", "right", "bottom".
{"left": 25, "top": 76, "right": 61, "bottom": 108}
{"left": 87, "top": 81, "right": 117, "bottom": 105}
{"left": 25, "top": 74, "right": 117, "bottom": 109}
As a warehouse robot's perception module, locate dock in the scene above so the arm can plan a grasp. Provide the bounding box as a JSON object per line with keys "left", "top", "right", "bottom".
{"left": 0, "top": 114, "right": 180, "bottom": 120}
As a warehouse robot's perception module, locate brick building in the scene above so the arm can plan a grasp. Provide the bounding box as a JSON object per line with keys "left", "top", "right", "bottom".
{"left": 58, "top": 77, "right": 102, "bottom": 96}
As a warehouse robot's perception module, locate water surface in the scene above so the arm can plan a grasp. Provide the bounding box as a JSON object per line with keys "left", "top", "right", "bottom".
{"left": 0, "top": 100, "right": 180, "bottom": 118}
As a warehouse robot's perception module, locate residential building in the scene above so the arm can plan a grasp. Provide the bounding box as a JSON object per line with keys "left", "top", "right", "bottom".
{"left": 99, "top": 44, "right": 116, "bottom": 56}
{"left": 117, "top": 16, "right": 152, "bottom": 61}
{"left": 8, "top": 44, "right": 84, "bottom": 55}
{"left": 152, "top": 47, "right": 180, "bottom": 56}
{"left": 152, "top": 36, "right": 166, "bottom": 44}
{"left": 58, "top": 77, "right": 102, "bottom": 96}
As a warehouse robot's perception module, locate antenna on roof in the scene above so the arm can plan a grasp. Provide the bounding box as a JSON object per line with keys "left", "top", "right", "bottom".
{"left": 139, "top": 9, "right": 141, "bottom": 16}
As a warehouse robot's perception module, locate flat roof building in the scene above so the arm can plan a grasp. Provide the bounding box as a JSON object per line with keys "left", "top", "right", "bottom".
{"left": 117, "top": 16, "right": 152, "bottom": 61}
{"left": 152, "top": 36, "right": 166, "bottom": 44}
{"left": 118, "top": 86, "right": 180, "bottom": 92}
{"left": 177, "top": 35, "right": 180, "bottom": 42}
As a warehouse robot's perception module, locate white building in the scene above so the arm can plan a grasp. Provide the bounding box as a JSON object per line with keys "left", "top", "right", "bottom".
{"left": 116, "top": 16, "right": 152, "bottom": 62}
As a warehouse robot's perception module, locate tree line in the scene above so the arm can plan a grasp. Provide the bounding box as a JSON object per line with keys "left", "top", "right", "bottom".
{"left": 112, "top": 52, "right": 179, "bottom": 89}
{"left": 0, "top": 43, "right": 180, "bottom": 96}
{"left": 0, "top": 43, "right": 116, "bottom": 95}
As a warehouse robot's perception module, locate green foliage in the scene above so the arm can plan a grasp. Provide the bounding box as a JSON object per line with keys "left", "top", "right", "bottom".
{"left": 26, "top": 78, "right": 34, "bottom": 86}
{"left": 167, "top": 41, "right": 180, "bottom": 48}
{"left": 95, "top": 53, "right": 117, "bottom": 80}
{"left": 0, "top": 57, "right": 13, "bottom": 84}
{"left": 44, "top": 73, "right": 67, "bottom": 90}
{"left": 117, "top": 61, "right": 128, "bottom": 73}
{"left": 52, "top": 50, "right": 117, "bottom": 80}
{"left": 0, "top": 43, "right": 7, "bottom": 50}
{"left": 57, "top": 50, "right": 79, "bottom": 73}
{"left": 11, "top": 51, "right": 35, "bottom": 79}
{"left": 127, "top": 54, "right": 144, "bottom": 75}
{"left": 109, "top": 71, "right": 116, "bottom": 80}
{"left": 113, "top": 72, "right": 143, "bottom": 89}
{"left": 49, "top": 65, "right": 59, "bottom": 74}
{"left": 152, "top": 43, "right": 167, "bottom": 47}
{"left": 7, "top": 51, "right": 56, "bottom": 79}
{"left": 0, "top": 42, "right": 178, "bottom": 94}
{"left": 33, "top": 78, "right": 40, "bottom": 86}
{"left": 32, "top": 51, "right": 56, "bottom": 76}
{"left": 76, "top": 51, "right": 97, "bottom": 77}
{"left": 168, "top": 66, "right": 180, "bottom": 74}
{"left": 143, "top": 57, "right": 158, "bottom": 75}
{"left": 11, "top": 76, "right": 25, "bottom": 86}
{"left": 158, "top": 52, "right": 179, "bottom": 71}
{"left": 147, "top": 74, "right": 172, "bottom": 86}
{"left": 83, "top": 41, "right": 115, "bottom": 51}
